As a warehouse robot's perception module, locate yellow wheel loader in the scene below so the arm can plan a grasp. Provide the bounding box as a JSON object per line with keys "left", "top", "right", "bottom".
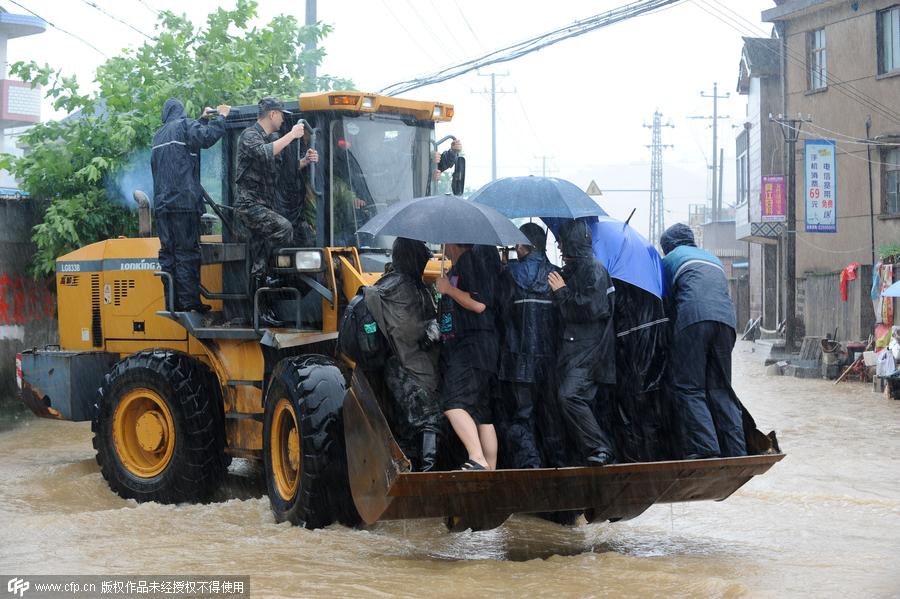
{"left": 18, "top": 91, "right": 782, "bottom": 531}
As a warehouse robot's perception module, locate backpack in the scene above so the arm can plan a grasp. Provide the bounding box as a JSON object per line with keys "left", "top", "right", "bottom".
{"left": 338, "top": 288, "right": 388, "bottom": 369}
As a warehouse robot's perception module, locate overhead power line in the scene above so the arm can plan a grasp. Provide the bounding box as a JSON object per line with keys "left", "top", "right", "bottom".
{"left": 77, "top": 0, "right": 152, "bottom": 40}
{"left": 690, "top": 0, "right": 900, "bottom": 125}
{"left": 6, "top": 0, "right": 109, "bottom": 58}
{"left": 379, "top": 0, "right": 685, "bottom": 96}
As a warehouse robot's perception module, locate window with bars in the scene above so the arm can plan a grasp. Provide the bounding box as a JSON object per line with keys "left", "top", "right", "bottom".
{"left": 878, "top": 6, "right": 900, "bottom": 75}
{"left": 808, "top": 28, "right": 827, "bottom": 90}
{"left": 884, "top": 148, "right": 900, "bottom": 215}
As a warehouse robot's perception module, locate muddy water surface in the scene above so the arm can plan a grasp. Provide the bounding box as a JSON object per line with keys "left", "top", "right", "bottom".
{"left": 1, "top": 342, "right": 899, "bottom": 598}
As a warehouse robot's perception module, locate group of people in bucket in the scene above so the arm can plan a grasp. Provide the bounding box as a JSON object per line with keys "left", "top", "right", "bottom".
{"left": 340, "top": 219, "right": 748, "bottom": 473}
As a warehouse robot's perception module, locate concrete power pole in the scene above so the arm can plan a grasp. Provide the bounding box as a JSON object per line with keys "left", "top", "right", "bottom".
{"left": 690, "top": 82, "right": 731, "bottom": 221}
{"left": 472, "top": 72, "right": 512, "bottom": 180}
{"left": 305, "top": 0, "right": 317, "bottom": 86}
{"left": 644, "top": 111, "right": 673, "bottom": 247}
{"left": 771, "top": 113, "right": 811, "bottom": 352}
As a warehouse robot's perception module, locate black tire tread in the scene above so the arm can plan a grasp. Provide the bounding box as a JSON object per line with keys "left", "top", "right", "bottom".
{"left": 91, "top": 349, "right": 227, "bottom": 503}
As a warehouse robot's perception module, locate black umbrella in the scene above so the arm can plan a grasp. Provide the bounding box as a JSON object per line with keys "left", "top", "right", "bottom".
{"left": 358, "top": 194, "right": 530, "bottom": 246}
{"left": 469, "top": 176, "right": 607, "bottom": 219}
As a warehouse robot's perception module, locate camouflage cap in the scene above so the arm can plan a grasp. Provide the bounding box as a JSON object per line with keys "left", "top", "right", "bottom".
{"left": 258, "top": 96, "right": 292, "bottom": 116}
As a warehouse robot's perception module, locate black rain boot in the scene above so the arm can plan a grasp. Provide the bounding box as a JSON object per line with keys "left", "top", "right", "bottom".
{"left": 419, "top": 430, "right": 439, "bottom": 472}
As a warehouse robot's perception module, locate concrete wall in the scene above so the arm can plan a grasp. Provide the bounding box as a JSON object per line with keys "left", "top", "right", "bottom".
{"left": 802, "top": 264, "right": 876, "bottom": 343}
{"left": 779, "top": 0, "right": 900, "bottom": 274}
{"left": 0, "top": 198, "right": 57, "bottom": 404}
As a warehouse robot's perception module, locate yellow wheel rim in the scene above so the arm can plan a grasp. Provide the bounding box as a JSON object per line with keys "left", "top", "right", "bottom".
{"left": 271, "top": 398, "right": 301, "bottom": 501}
{"left": 112, "top": 387, "right": 176, "bottom": 478}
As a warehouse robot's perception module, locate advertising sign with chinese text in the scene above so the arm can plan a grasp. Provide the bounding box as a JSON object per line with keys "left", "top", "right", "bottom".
{"left": 761, "top": 175, "right": 786, "bottom": 222}
{"left": 804, "top": 139, "right": 836, "bottom": 233}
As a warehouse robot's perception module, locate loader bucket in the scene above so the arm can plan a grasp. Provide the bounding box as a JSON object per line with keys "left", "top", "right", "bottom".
{"left": 343, "top": 371, "right": 784, "bottom": 531}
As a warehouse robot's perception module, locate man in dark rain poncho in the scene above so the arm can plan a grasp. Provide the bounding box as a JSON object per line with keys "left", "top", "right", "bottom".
{"left": 660, "top": 223, "right": 745, "bottom": 458}
{"left": 366, "top": 238, "right": 442, "bottom": 471}
{"left": 548, "top": 219, "right": 617, "bottom": 466}
{"left": 151, "top": 98, "right": 229, "bottom": 312}
{"left": 496, "top": 224, "right": 569, "bottom": 469}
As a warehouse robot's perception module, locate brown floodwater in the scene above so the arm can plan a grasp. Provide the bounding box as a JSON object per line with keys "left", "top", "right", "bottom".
{"left": 1, "top": 341, "right": 899, "bottom": 598}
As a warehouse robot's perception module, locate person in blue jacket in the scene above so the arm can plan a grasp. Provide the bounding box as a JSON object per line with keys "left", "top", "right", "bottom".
{"left": 659, "top": 223, "right": 746, "bottom": 458}
{"left": 151, "top": 98, "right": 229, "bottom": 312}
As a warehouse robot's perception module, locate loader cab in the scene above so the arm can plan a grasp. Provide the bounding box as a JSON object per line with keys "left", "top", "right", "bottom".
{"left": 179, "top": 92, "right": 459, "bottom": 335}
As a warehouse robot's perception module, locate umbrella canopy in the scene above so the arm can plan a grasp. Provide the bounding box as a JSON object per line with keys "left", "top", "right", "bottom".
{"left": 358, "top": 194, "right": 530, "bottom": 246}
{"left": 544, "top": 216, "right": 665, "bottom": 298}
{"left": 469, "top": 176, "right": 608, "bottom": 219}
{"left": 882, "top": 280, "right": 900, "bottom": 297}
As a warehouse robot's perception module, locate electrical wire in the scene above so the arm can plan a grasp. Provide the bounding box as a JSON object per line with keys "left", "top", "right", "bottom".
{"left": 6, "top": 0, "right": 109, "bottom": 58}
{"left": 133, "top": 0, "right": 159, "bottom": 16}
{"left": 774, "top": 120, "right": 900, "bottom": 168}
{"left": 379, "top": 0, "right": 444, "bottom": 66}
{"left": 379, "top": 0, "right": 685, "bottom": 96}
{"left": 77, "top": 0, "right": 153, "bottom": 40}
{"left": 692, "top": 0, "right": 900, "bottom": 125}
{"left": 452, "top": 0, "right": 486, "bottom": 51}
{"left": 426, "top": 0, "right": 469, "bottom": 60}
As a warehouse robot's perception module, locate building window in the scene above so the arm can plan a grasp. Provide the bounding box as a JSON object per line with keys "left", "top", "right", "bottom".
{"left": 885, "top": 148, "right": 900, "bottom": 215}
{"left": 808, "top": 28, "right": 827, "bottom": 90}
{"left": 737, "top": 152, "right": 749, "bottom": 205}
{"left": 878, "top": 6, "right": 900, "bottom": 75}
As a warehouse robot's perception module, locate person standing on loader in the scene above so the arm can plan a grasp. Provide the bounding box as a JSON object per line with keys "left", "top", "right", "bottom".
{"left": 548, "top": 219, "right": 617, "bottom": 466}
{"left": 496, "top": 223, "right": 568, "bottom": 469}
{"left": 366, "top": 238, "right": 442, "bottom": 471}
{"left": 235, "top": 97, "right": 304, "bottom": 294}
{"left": 151, "top": 97, "right": 230, "bottom": 312}
{"left": 659, "top": 223, "right": 745, "bottom": 459}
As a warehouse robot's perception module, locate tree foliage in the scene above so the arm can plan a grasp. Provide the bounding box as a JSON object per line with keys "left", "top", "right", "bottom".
{"left": 1, "top": 0, "right": 351, "bottom": 276}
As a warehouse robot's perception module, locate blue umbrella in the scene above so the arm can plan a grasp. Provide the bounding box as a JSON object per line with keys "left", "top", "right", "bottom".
{"left": 882, "top": 280, "right": 900, "bottom": 297}
{"left": 469, "top": 176, "right": 608, "bottom": 219}
{"left": 544, "top": 216, "right": 665, "bottom": 298}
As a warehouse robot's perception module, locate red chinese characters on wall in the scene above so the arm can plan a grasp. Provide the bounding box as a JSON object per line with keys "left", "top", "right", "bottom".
{"left": 0, "top": 272, "right": 56, "bottom": 325}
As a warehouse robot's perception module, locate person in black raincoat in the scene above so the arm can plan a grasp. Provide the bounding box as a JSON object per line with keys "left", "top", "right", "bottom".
{"left": 548, "top": 219, "right": 617, "bottom": 466}
{"left": 366, "top": 238, "right": 442, "bottom": 471}
{"left": 660, "top": 223, "right": 745, "bottom": 458}
{"left": 496, "top": 224, "right": 569, "bottom": 469}
{"left": 436, "top": 243, "right": 500, "bottom": 470}
{"left": 151, "top": 98, "right": 229, "bottom": 312}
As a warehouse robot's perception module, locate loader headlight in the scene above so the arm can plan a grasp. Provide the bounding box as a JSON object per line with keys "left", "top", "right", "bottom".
{"left": 275, "top": 255, "right": 292, "bottom": 268}
{"left": 295, "top": 250, "right": 324, "bottom": 272}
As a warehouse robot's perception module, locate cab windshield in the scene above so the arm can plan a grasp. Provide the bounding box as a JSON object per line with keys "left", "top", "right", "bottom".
{"left": 329, "top": 116, "right": 432, "bottom": 248}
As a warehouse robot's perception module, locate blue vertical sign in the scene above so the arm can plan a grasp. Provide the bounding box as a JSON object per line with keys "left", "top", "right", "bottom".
{"left": 804, "top": 139, "right": 837, "bottom": 233}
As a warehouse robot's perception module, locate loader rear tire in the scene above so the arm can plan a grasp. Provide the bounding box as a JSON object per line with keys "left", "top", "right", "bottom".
{"left": 92, "top": 350, "right": 227, "bottom": 504}
{"left": 263, "top": 355, "right": 360, "bottom": 529}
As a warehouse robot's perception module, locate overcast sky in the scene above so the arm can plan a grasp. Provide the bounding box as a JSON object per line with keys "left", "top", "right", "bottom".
{"left": 4, "top": 0, "right": 774, "bottom": 240}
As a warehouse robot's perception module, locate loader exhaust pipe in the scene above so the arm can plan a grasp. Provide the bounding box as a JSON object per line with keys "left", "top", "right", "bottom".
{"left": 133, "top": 190, "right": 152, "bottom": 237}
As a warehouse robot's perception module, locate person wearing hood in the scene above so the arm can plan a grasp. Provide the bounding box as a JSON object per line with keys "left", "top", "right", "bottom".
{"left": 496, "top": 223, "right": 568, "bottom": 469}
{"left": 659, "top": 223, "right": 745, "bottom": 459}
{"left": 151, "top": 98, "right": 230, "bottom": 312}
{"left": 548, "top": 219, "right": 617, "bottom": 466}
{"left": 366, "top": 237, "right": 442, "bottom": 471}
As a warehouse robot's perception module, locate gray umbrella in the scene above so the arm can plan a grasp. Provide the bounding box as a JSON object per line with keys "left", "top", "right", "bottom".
{"left": 357, "top": 194, "right": 530, "bottom": 246}
{"left": 469, "top": 176, "right": 607, "bottom": 219}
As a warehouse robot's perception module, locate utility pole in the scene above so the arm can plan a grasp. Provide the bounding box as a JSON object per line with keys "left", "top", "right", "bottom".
{"left": 305, "top": 0, "right": 317, "bottom": 86}
{"left": 533, "top": 154, "right": 557, "bottom": 177}
{"left": 770, "top": 113, "right": 812, "bottom": 352}
{"left": 643, "top": 111, "right": 673, "bottom": 247}
{"left": 690, "top": 82, "right": 731, "bottom": 221}
{"left": 472, "top": 72, "right": 512, "bottom": 180}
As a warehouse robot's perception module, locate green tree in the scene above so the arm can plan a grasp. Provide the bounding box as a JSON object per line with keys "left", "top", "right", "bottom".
{"left": 1, "top": 0, "right": 351, "bottom": 277}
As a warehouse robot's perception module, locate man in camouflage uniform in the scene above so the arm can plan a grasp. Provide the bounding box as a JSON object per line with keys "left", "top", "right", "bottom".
{"left": 235, "top": 97, "right": 304, "bottom": 284}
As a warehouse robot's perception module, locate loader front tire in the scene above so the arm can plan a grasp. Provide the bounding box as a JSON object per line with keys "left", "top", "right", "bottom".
{"left": 263, "top": 355, "right": 360, "bottom": 529}
{"left": 92, "top": 350, "right": 226, "bottom": 503}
